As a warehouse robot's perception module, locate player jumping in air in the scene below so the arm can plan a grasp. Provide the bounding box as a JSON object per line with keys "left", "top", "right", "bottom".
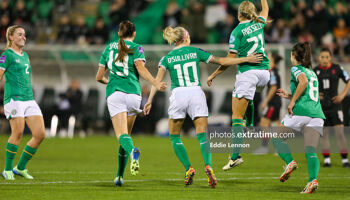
{"left": 0, "top": 25, "right": 46, "bottom": 180}
{"left": 96, "top": 20, "right": 166, "bottom": 186}
{"left": 207, "top": 0, "right": 270, "bottom": 170}
{"left": 313, "top": 48, "right": 350, "bottom": 168}
{"left": 143, "top": 26, "right": 262, "bottom": 188}
{"left": 276, "top": 42, "right": 325, "bottom": 194}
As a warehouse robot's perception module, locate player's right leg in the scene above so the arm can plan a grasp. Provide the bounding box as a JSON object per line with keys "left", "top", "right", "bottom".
{"left": 3, "top": 117, "right": 25, "bottom": 180}
{"left": 168, "top": 119, "right": 194, "bottom": 185}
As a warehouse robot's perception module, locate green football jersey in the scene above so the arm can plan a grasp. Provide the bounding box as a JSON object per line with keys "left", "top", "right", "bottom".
{"left": 99, "top": 40, "right": 145, "bottom": 97}
{"left": 229, "top": 16, "right": 269, "bottom": 73}
{"left": 290, "top": 65, "right": 325, "bottom": 119}
{"left": 0, "top": 49, "right": 34, "bottom": 105}
{"left": 158, "top": 46, "right": 212, "bottom": 90}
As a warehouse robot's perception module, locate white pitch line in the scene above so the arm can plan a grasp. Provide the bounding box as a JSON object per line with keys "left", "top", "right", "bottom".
{"left": 0, "top": 176, "right": 349, "bottom": 185}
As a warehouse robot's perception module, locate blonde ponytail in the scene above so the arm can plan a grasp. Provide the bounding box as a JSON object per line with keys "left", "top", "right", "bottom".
{"left": 239, "top": 1, "right": 266, "bottom": 24}
{"left": 163, "top": 26, "right": 187, "bottom": 45}
{"left": 5, "top": 25, "right": 23, "bottom": 50}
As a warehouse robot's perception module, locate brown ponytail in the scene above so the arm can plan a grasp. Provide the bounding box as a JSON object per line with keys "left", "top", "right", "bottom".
{"left": 292, "top": 42, "right": 312, "bottom": 68}
{"left": 116, "top": 20, "right": 136, "bottom": 62}
{"left": 5, "top": 25, "right": 24, "bottom": 50}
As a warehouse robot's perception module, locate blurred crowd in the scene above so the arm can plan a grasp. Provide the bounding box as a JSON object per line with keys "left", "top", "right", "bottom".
{"left": 0, "top": 0, "right": 350, "bottom": 60}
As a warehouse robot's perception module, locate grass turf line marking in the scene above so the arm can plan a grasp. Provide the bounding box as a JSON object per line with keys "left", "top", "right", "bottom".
{"left": 1, "top": 176, "right": 349, "bottom": 185}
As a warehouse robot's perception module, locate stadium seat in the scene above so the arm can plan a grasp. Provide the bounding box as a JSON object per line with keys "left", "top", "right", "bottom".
{"left": 219, "top": 91, "right": 233, "bottom": 115}
{"left": 81, "top": 89, "right": 99, "bottom": 133}
{"left": 39, "top": 88, "right": 56, "bottom": 128}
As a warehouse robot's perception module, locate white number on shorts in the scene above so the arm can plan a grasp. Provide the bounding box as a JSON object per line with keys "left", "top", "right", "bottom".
{"left": 25, "top": 64, "right": 29, "bottom": 74}
{"left": 246, "top": 34, "right": 265, "bottom": 55}
{"left": 174, "top": 62, "right": 199, "bottom": 87}
{"left": 108, "top": 51, "right": 129, "bottom": 76}
{"left": 309, "top": 77, "right": 319, "bottom": 102}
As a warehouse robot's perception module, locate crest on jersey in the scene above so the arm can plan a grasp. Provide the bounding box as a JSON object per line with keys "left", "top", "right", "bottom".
{"left": 0, "top": 55, "right": 6, "bottom": 63}
{"left": 11, "top": 109, "right": 17, "bottom": 116}
{"left": 138, "top": 46, "right": 144, "bottom": 54}
{"left": 229, "top": 35, "right": 235, "bottom": 43}
{"left": 316, "top": 70, "right": 320, "bottom": 75}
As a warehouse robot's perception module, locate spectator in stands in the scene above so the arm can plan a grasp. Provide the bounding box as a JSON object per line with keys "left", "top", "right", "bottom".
{"left": 88, "top": 17, "right": 109, "bottom": 45}
{"left": 181, "top": 1, "right": 207, "bottom": 43}
{"left": 56, "top": 79, "right": 83, "bottom": 133}
{"left": 270, "top": 0, "right": 285, "bottom": 19}
{"left": 333, "top": 18, "right": 349, "bottom": 59}
{"left": 109, "top": 0, "right": 128, "bottom": 31}
{"left": 291, "top": 13, "right": 306, "bottom": 42}
{"left": 72, "top": 15, "right": 89, "bottom": 45}
{"left": 0, "top": 0, "right": 11, "bottom": 22}
{"left": 12, "top": 0, "right": 32, "bottom": 25}
{"left": 56, "top": 14, "right": 73, "bottom": 44}
{"left": 271, "top": 19, "right": 291, "bottom": 43}
{"left": 216, "top": 14, "right": 237, "bottom": 44}
{"left": 0, "top": 14, "right": 10, "bottom": 43}
{"left": 163, "top": 1, "right": 182, "bottom": 28}
{"left": 308, "top": 1, "right": 329, "bottom": 45}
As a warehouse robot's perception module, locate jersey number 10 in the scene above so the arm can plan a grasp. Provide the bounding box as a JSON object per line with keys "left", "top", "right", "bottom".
{"left": 108, "top": 51, "right": 129, "bottom": 77}
{"left": 174, "top": 61, "right": 199, "bottom": 87}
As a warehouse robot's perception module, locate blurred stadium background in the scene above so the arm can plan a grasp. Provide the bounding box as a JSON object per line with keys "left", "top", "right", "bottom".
{"left": 0, "top": 0, "right": 350, "bottom": 136}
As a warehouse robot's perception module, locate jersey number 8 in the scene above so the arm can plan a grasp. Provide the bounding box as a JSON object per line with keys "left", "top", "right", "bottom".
{"left": 309, "top": 77, "right": 319, "bottom": 102}
{"left": 108, "top": 51, "right": 129, "bottom": 77}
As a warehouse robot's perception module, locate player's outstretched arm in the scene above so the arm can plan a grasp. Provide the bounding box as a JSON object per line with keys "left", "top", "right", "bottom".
{"left": 96, "top": 65, "right": 109, "bottom": 84}
{"left": 259, "top": 0, "right": 269, "bottom": 20}
{"left": 207, "top": 52, "right": 235, "bottom": 86}
{"left": 209, "top": 52, "right": 263, "bottom": 66}
{"left": 135, "top": 60, "right": 166, "bottom": 91}
{"left": 144, "top": 67, "right": 166, "bottom": 115}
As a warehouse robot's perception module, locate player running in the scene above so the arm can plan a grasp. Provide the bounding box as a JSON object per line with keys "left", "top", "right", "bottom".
{"left": 207, "top": 0, "right": 270, "bottom": 170}
{"left": 0, "top": 25, "right": 46, "bottom": 180}
{"left": 96, "top": 20, "right": 166, "bottom": 186}
{"left": 143, "top": 26, "right": 262, "bottom": 188}
{"left": 313, "top": 48, "right": 350, "bottom": 168}
{"left": 276, "top": 42, "right": 325, "bottom": 194}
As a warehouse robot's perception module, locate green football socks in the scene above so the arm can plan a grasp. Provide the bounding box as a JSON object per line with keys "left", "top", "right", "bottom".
{"left": 117, "top": 146, "right": 129, "bottom": 178}
{"left": 305, "top": 146, "right": 319, "bottom": 182}
{"left": 231, "top": 119, "right": 245, "bottom": 160}
{"left": 197, "top": 133, "right": 212, "bottom": 167}
{"left": 119, "top": 134, "right": 135, "bottom": 154}
{"left": 169, "top": 134, "right": 191, "bottom": 171}
{"left": 272, "top": 138, "right": 293, "bottom": 164}
{"left": 17, "top": 145, "right": 37, "bottom": 170}
{"left": 5, "top": 143, "right": 18, "bottom": 171}
{"left": 244, "top": 100, "right": 254, "bottom": 126}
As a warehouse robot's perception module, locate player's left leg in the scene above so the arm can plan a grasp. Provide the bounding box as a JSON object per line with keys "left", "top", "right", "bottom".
{"left": 193, "top": 117, "right": 217, "bottom": 188}
{"left": 301, "top": 125, "right": 321, "bottom": 194}
{"left": 222, "top": 97, "right": 248, "bottom": 171}
{"left": 14, "top": 115, "right": 45, "bottom": 179}
{"left": 115, "top": 114, "right": 137, "bottom": 186}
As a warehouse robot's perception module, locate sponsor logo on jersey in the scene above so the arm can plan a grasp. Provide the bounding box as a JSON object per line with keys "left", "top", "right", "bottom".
{"left": 138, "top": 46, "right": 144, "bottom": 54}
{"left": 16, "top": 59, "right": 20, "bottom": 63}
{"left": 316, "top": 70, "right": 320, "bottom": 75}
{"left": 0, "top": 55, "right": 6, "bottom": 63}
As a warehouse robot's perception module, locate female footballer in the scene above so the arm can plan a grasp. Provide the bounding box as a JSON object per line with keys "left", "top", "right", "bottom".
{"left": 96, "top": 20, "right": 166, "bottom": 186}
{"left": 0, "top": 25, "right": 46, "bottom": 180}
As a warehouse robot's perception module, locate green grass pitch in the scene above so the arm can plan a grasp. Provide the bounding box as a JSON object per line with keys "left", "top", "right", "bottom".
{"left": 0, "top": 135, "right": 349, "bottom": 200}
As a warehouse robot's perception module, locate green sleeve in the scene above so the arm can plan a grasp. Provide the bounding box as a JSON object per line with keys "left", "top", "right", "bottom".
{"left": 258, "top": 16, "right": 267, "bottom": 28}
{"left": 158, "top": 56, "right": 168, "bottom": 70}
{"left": 291, "top": 66, "right": 304, "bottom": 81}
{"left": 134, "top": 45, "right": 146, "bottom": 62}
{"left": 99, "top": 46, "right": 109, "bottom": 67}
{"left": 229, "top": 30, "right": 241, "bottom": 53}
{"left": 196, "top": 48, "right": 212, "bottom": 63}
{"left": 0, "top": 52, "right": 10, "bottom": 71}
